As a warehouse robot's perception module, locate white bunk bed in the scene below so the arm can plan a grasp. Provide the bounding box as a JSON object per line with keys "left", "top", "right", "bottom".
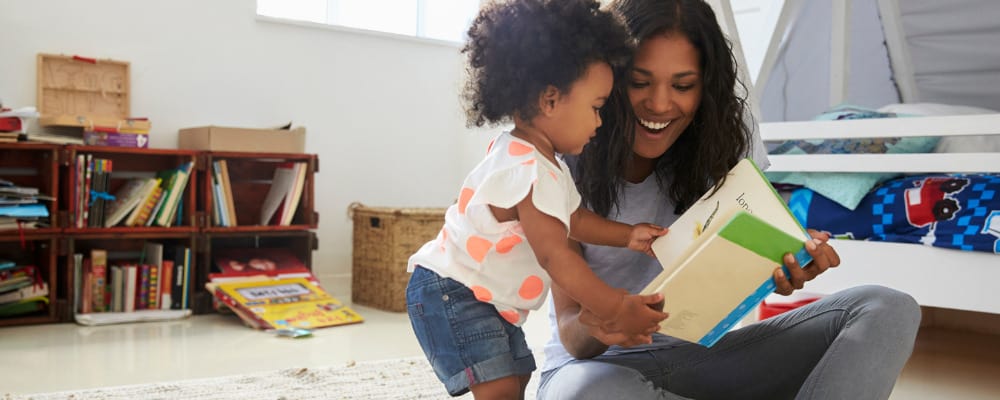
{"left": 760, "top": 115, "right": 1000, "bottom": 315}
{"left": 744, "top": 0, "right": 1000, "bottom": 315}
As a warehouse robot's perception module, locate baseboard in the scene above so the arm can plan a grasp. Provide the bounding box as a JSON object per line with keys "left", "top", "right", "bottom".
{"left": 920, "top": 306, "right": 1000, "bottom": 336}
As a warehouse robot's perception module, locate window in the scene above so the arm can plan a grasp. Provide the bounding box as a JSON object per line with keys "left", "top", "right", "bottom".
{"left": 257, "top": 0, "right": 482, "bottom": 43}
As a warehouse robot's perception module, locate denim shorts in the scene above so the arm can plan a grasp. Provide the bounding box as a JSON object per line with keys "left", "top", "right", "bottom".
{"left": 406, "top": 266, "right": 536, "bottom": 396}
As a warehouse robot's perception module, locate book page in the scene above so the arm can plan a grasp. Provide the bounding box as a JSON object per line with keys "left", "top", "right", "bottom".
{"left": 655, "top": 235, "right": 777, "bottom": 343}
{"left": 643, "top": 159, "right": 808, "bottom": 295}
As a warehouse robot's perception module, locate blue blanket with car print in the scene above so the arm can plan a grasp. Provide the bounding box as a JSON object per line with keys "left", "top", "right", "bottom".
{"left": 786, "top": 173, "right": 1000, "bottom": 254}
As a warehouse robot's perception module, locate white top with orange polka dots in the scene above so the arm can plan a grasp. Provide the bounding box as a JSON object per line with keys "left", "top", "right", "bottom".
{"left": 408, "top": 131, "right": 581, "bottom": 326}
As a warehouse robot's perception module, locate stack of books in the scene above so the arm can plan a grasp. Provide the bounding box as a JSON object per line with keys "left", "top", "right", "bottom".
{"left": 0, "top": 260, "right": 49, "bottom": 318}
{"left": 0, "top": 179, "right": 52, "bottom": 230}
{"left": 0, "top": 106, "right": 38, "bottom": 143}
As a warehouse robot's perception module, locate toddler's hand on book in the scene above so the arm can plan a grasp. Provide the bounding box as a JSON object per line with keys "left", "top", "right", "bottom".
{"left": 603, "top": 293, "right": 668, "bottom": 335}
{"left": 627, "top": 223, "right": 668, "bottom": 257}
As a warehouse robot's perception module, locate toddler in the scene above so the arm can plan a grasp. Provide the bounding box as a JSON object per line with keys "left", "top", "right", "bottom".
{"left": 406, "top": 0, "right": 668, "bottom": 398}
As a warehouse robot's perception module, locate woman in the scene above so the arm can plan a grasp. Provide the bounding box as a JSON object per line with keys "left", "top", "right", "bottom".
{"left": 536, "top": 0, "right": 921, "bottom": 399}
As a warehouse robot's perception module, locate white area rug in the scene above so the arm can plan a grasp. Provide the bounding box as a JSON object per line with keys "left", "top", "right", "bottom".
{"left": 8, "top": 357, "right": 540, "bottom": 400}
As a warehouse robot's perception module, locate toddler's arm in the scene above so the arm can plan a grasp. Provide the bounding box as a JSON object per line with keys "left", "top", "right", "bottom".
{"left": 517, "top": 190, "right": 667, "bottom": 334}
{"left": 569, "top": 207, "right": 667, "bottom": 256}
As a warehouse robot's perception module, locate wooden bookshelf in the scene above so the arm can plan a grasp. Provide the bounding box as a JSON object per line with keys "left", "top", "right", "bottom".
{"left": 199, "top": 151, "right": 318, "bottom": 232}
{"left": 61, "top": 145, "right": 198, "bottom": 232}
{"left": 0, "top": 236, "right": 58, "bottom": 327}
{"left": 0, "top": 143, "right": 60, "bottom": 234}
{"left": 0, "top": 144, "right": 318, "bottom": 327}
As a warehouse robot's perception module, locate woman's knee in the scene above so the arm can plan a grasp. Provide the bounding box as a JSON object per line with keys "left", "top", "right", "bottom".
{"left": 538, "top": 361, "right": 656, "bottom": 400}
{"left": 850, "top": 285, "right": 922, "bottom": 331}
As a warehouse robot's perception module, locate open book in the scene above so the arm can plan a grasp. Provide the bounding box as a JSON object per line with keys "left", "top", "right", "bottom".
{"left": 640, "top": 158, "right": 813, "bottom": 347}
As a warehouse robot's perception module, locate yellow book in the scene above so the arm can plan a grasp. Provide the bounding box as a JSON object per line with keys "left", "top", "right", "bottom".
{"left": 216, "top": 277, "right": 363, "bottom": 330}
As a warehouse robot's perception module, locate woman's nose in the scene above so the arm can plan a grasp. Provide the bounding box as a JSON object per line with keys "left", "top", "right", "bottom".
{"left": 646, "top": 85, "right": 673, "bottom": 114}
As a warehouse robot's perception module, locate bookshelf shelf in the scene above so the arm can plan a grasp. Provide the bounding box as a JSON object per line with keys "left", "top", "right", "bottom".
{"left": 0, "top": 144, "right": 318, "bottom": 328}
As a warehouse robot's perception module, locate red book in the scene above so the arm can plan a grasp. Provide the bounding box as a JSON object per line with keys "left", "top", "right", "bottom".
{"left": 209, "top": 248, "right": 314, "bottom": 283}
{"left": 90, "top": 250, "right": 107, "bottom": 312}
{"left": 159, "top": 260, "right": 173, "bottom": 310}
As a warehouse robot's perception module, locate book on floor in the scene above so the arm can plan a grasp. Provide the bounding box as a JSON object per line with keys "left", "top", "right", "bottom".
{"left": 211, "top": 277, "right": 363, "bottom": 330}
{"left": 640, "top": 158, "right": 813, "bottom": 347}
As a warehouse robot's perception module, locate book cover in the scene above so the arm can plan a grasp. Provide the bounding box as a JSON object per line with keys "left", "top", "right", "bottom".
{"left": 124, "top": 178, "right": 162, "bottom": 226}
{"left": 215, "top": 277, "right": 363, "bottom": 330}
{"left": 90, "top": 249, "right": 108, "bottom": 312}
{"left": 218, "top": 160, "right": 238, "bottom": 226}
{"left": 159, "top": 260, "right": 173, "bottom": 310}
{"left": 641, "top": 158, "right": 813, "bottom": 347}
{"left": 103, "top": 178, "right": 157, "bottom": 227}
{"left": 155, "top": 162, "right": 193, "bottom": 227}
{"left": 0, "top": 281, "right": 48, "bottom": 304}
{"left": 260, "top": 163, "right": 298, "bottom": 225}
{"left": 209, "top": 248, "right": 313, "bottom": 282}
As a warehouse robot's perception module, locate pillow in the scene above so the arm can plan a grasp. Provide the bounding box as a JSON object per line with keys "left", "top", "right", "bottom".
{"left": 765, "top": 104, "right": 940, "bottom": 210}
{"left": 877, "top": 102, "right": 1000, "bottom": 153}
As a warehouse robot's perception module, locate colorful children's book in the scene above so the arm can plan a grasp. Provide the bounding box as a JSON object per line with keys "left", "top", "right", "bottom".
{"left": 214, "top": 277, "right": 363, "bottom": 330}
{"left": 641, "top": 158, "right": 813, "bottom": 347}
{"left": 209, "top": 248, "right": 313, "bottom": 282}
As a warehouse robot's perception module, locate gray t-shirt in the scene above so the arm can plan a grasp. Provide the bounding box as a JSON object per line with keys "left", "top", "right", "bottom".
{"left": 541, "top": 157, "right": 685, "bottom": 372}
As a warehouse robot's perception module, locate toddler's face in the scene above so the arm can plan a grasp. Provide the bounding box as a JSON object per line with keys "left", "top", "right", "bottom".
{"left": 547, "top": 61, "right": 614, "bottom": 155}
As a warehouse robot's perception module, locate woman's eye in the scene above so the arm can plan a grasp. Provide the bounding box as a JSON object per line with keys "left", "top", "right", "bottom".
{"left": 674, "top": 84, "right": 694, "bottom": 92}
{"left": 629, "top": 80, "right": 649, "bottom": 89}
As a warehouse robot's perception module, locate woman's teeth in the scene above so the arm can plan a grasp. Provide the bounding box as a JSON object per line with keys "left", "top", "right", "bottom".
{"left": 639, "top": 118, "right": 671, "bottom": 130}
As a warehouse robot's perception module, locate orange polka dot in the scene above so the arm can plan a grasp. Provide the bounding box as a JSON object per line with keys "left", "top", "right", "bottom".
{"left": 486, "top": 138, "right": 496, "bottom": 154}
{"left": 466, "top": 235, "right": 492, "bottom": 263}
{"left": 458, "top": 187, "right": 474, "bottom": 214}
{"left": 439, "top": 228, "right": 448, "bottom": 252}
{"left": 470, "top": 285, "right": 492, "bottom": 302}
{"left": 518, "top": 275, "right": 544, "bottom": 300}
{"left": 521, "top": 159, "right": 536, "bottom": 166}
{"left": 508, "top": 141, "right": 533, "bottom": 156}
{"left": 548, "top": 171, "right": 559, "bottom": 181}
{"left": 499, "top": 310, "right": 520, "bottom": 324}
{"left": 495, "top": 235, "right": 522, "bottom": 254}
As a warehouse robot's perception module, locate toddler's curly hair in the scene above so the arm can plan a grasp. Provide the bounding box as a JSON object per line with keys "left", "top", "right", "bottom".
{"left": 462, "top": 0, "right": 633, "bottom": 127}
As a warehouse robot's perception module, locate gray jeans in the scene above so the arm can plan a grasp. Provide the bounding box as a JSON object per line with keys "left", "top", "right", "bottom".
{"left": 537, "top": 285, "right": 921, "bottom": 400}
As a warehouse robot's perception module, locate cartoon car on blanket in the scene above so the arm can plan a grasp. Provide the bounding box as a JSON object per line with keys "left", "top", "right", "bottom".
{"left": 904, "top": 177, "right": 969, "bottom": 228}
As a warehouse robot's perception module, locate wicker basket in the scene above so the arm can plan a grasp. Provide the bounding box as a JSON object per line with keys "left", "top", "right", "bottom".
{"left": 349, "top": 203, "right": 446, "bottom": 312}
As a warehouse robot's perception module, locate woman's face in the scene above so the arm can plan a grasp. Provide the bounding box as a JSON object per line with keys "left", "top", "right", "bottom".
{"left": 627, "top": 32, "right": 702, "bottom": 161}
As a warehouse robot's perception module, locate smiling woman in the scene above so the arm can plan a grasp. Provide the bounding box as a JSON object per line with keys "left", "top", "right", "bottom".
{"left": 255, "top": 0, "right": 481, "bottom": 43}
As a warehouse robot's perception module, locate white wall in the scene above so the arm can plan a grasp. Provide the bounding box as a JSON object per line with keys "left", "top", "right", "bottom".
{"left": 0, "top": 0, "right": 492, "bottom": 284}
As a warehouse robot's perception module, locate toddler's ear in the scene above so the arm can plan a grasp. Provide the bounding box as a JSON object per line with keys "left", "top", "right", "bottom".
{"left": 539, "top": 85, "right": 560, "bottom": 115}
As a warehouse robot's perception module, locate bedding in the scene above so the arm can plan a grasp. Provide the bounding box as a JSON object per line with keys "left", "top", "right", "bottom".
{"left": 765, "top": 105, "right": 940, "bottom": 210}
{"left": 787, "top": 173, "right": 1000, "bottom": 254}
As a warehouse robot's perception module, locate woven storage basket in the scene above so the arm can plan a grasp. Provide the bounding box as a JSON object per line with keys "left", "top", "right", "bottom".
{"left": 350, "top": 203, "right": 446, "bottom": 312}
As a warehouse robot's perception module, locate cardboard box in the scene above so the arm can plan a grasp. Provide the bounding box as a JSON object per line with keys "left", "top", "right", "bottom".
{"left": 178, "top": 126, "right": 306, "bottom": 153}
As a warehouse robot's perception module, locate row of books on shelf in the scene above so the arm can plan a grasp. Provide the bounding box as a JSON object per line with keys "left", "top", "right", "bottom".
{"left": 211, "top": 160, "right": 307, "bottom": 227}
{"left": 0, "top": 179, "right": 52, "bottom": 230}
{"left": 73, "top": 243, "right": 192, "bottom": 318}
{"left": 205, "top": 248, "right": 362, "bottom": 330}
{"left": 71, "top": 155, "right": 193, "bottom": 228}
{"left": 0, "top": 261, "right": 49, "bottom": 318}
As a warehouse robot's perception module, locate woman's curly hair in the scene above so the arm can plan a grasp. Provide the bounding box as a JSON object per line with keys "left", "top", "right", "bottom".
{"left": 575, "top": 0, "right": 753, "bottom": 216}
{"left": 462, "top": 0, "right": 634, "bottom": 127}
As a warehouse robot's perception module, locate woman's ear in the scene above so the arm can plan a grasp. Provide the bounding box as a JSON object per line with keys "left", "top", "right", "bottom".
{"left": 538, "top": 85, "right": 561, "bottom": 116}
